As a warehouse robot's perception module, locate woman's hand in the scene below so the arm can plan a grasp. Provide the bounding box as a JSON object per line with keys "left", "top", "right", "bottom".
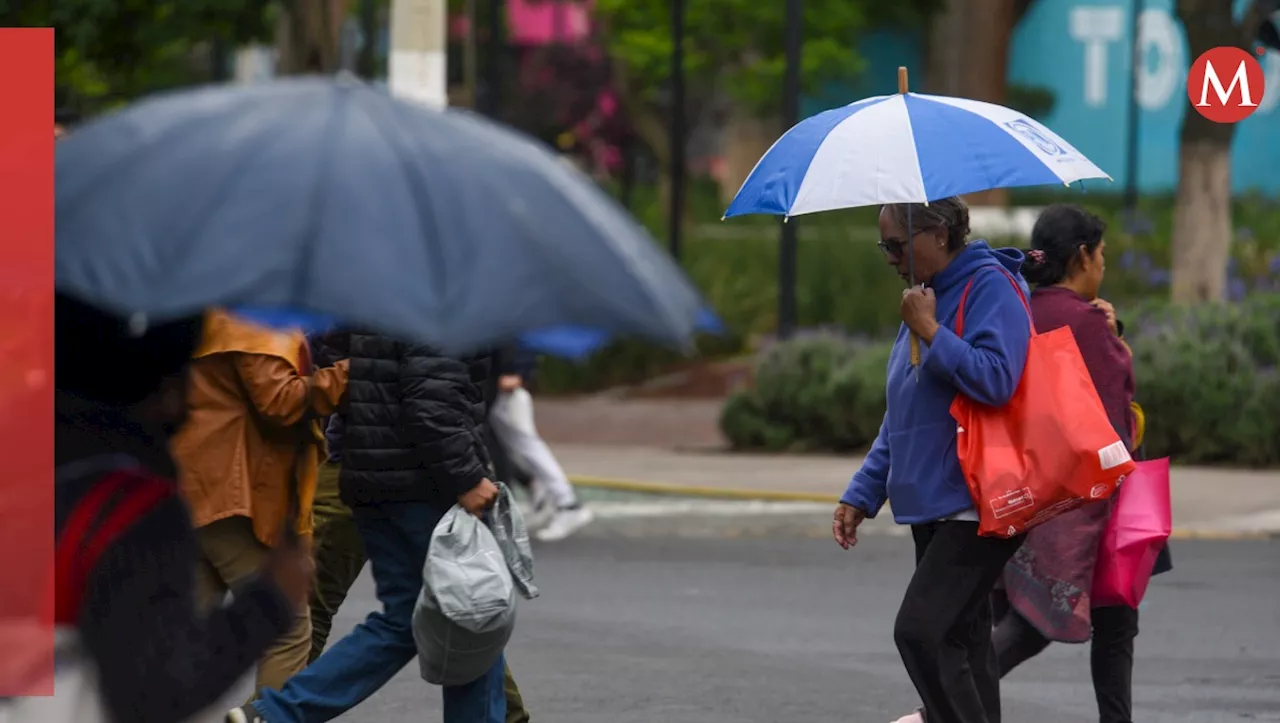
{"left": 901, "top": 286, "right": 940, "bottom": 342}
{"left": 498, "top": 374, "right": 523, "bottom": 392}
{"left": 1091, "top": 298, "right": 1119, "bottom": 336}
{"left": 833, "top": 503, "right": 867, "bottom": 549}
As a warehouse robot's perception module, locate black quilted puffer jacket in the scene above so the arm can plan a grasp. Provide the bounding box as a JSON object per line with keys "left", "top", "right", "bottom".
{"left": 337, "top": 332, "right": 492, "bottom": 507}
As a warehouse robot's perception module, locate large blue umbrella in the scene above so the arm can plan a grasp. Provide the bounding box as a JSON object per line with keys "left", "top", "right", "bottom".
{"left": 56, "top": 77, "right": 706, "bottom": 354}
{"left": 521, "top": 307, "right": 725, "bottom": 360}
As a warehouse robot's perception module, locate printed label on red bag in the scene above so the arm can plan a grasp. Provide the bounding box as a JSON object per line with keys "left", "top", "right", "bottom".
{"left": 1097, "top": 441, "right": 1132, "bottom": 470}
{"left": 989, "top": 487, "right": 1035, "bottom": 519}
{"left": 1090, "top": 483, "right": 1110, "bottom": 499}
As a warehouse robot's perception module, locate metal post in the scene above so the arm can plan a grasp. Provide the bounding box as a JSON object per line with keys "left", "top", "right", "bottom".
{"left": 668, "top": 0, "right": 686, "bottom": 261}
{"left": 483, "top": 0, "right": 503, "bottom": 117}
{"left": 777, "top": 0, "right": 802, "bottom": 339}
{"left": 1122, "top": 0, "right": 1143, "bottom": 214}
{"left": 464, "top": 0, "right": 478, "bottom": 106}
{"left": 357, "top": 0, "right": 379, "bottom": 79}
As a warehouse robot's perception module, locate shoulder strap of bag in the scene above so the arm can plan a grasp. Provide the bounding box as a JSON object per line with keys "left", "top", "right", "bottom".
{"left": 954, "top": 265, "right": 1034, "bottom": 338}
{"left": 54, "top": 469, "right": 173, "bottom": 624}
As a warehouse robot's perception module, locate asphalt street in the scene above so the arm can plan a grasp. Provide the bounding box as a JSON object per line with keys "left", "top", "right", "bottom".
{"left": 328, "top": 514, "right": 1280, "bottom": 723}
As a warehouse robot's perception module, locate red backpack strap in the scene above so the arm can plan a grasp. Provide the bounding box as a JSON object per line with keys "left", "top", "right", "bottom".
{"left": 54, "top": 470, "right": 173, "bottom": 624}
{"left": 954, "top": 266, "right": 1034, "bottom": 338}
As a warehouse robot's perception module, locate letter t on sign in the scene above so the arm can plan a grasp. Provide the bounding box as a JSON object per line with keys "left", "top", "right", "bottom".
{"left": 1069, "top": 6, "right": 1125, "bottom": 108}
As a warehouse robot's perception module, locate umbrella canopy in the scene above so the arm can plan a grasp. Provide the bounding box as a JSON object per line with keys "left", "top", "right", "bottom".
{"left": 521, "top": 307, "right": 725, "bottom": 360}
{"left": 724, "top": 92, "right": 1110, "bottom": 219}
{"left": 56, "top": 77, "right": 706, "bottom": 354}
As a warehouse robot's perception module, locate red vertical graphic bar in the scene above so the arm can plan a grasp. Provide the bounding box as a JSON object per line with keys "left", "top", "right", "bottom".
{"left": 0, "top": 28, "right": 55, "bottom": 696}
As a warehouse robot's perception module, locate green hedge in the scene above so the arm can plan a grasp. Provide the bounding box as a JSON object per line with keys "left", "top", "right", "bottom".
{"left": 720, "top": 295, "right": 1280, "bottom": 467}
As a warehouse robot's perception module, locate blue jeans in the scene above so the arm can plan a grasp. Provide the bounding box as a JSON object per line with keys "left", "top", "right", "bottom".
{"left": 254, "top": 501, "right": 507, "bottom": 723}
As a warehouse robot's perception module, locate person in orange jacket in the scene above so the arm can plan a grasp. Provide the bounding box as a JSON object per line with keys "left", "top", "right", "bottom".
{"left": 170, "top": 309, "right": 348, "bottom": 695}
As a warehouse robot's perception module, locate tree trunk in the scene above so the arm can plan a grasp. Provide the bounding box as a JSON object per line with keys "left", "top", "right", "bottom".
{"left": 276, "top": 0, "right": 350, "bottom": 75}
{"left": 719, "top": 110, "right": 779, "bottom": 207}
{"left": 925, "top": 0, "right": 1018, "bottom": 208}
{"left": 1170, "top": 138, "right": 1232, "bottom": 302}
{"left": 1168, "top": 0, "right": 1271, "bottom": 302}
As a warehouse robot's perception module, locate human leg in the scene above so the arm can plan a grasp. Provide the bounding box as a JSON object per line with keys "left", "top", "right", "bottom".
{"left": 307, "top": 463, "right": 367, "bottom": 663}
{"left": 893, "top": 521, "right": 1023, "bottom": 723}
{"left": 492, "top": 389, "right": 591, "bottom": 541}
{"left": 252, "top": 503, "right": 441, "bottom": 722}
{"left": 1090, "top": 605, "right": 1139, "bottom": 723}
{"left": 503, "top": 663, "right": 531, "bottom": 723}
{"left": 197, "top": 516, "right": 311, "bottom": 694}
{"left": 443, "top": 654, "right": 507, "bottom": 723}
{"left": 991, "top": 608, "right": 1052, "bottom": 677}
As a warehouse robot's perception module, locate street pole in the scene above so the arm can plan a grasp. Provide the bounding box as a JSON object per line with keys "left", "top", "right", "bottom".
{"left": 1122, "top": 0, "right": 1143, "bottom": 215}
{"left": 668, "top": 0, "right": 686, "bottom": 261}
{"left": 483, "top": 0, "right": 503, "bottom": 117}
{"left": 389, "top": 0, "right": 449, "bottom": 108}
{"left": 464, "top": 0, "right": 478, "bottom": 107}
{"left": 778, "top": 0, "right": 802, "bottom": 339}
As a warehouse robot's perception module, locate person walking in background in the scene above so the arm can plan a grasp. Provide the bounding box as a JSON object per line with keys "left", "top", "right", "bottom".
{"left": 231, "top": 333, "right": 509, "bottom": 723}
{"left": 832, "top": 197, "right": 1032, "bottom": 723}
{"left": 952, "top": 203, "right": 1165, "bottom": 723}
{"left": 51, "top": 295, "right": 312, "bottom": 723}
{"left": 303, "top": 331, "right": 363, "bottom": 664}
{"left": 490, "top": 343, "right": 594, "bottom": 541}
{"left": 171, "top": 309, "right": 348, "bottom": 695}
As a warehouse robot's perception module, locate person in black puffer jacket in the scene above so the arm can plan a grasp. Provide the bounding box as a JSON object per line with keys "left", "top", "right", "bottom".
{"left": 339, "top": 333, "right": 493, "bottom": 507}
{"left": 237, "top": 332, "right": 512, "bottom": 723}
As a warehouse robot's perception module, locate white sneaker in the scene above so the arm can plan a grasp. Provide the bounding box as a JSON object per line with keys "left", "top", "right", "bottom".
{"left": 524, "top": 500, "right": 555, "bottom": 532}
{"left": 534, "top": 506, "right": 595, "bottom": 542}
{"left": 227, "top": 706, "right": 266, "bottom": 723}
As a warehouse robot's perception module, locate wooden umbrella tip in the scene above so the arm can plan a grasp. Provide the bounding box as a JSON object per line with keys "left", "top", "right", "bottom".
{"left": 897, "top": 66, "right": 909, "bottom": 94}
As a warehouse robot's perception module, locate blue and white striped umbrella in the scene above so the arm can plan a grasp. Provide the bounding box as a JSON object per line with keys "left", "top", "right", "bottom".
{"left": 724, "top": 92, "right": 1110, "bottom": 219}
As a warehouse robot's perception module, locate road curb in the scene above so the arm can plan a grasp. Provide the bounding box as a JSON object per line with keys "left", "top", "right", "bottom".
{"left": 569, "top": 474, "right": 841, "bottom": 504}
{"left": 569, "top": 475, "right": 1280, "bottom": 541}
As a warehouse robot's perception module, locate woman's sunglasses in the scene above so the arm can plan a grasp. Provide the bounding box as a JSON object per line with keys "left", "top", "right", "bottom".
{"left": 877, "top": 239, "right": 906, "bottom": 258}
{"left": 877, "top": 228, "right": 936, "bottom": 259}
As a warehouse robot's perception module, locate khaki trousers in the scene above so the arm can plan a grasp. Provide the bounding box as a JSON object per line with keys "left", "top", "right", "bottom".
{"left": 196, "top": 515, "right": 312, "bottom": 696}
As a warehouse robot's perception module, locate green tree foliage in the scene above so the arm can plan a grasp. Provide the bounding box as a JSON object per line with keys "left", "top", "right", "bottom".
{"left": 0, "top": 0, "right": 275, "bottom": 111}
{"left": 596, "top": 0, "right": 939, "bottom": 116}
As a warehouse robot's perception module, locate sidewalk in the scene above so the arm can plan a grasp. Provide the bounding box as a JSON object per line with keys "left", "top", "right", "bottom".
{"left": 552, "top": 443, "right": 1280, "bottom": 539}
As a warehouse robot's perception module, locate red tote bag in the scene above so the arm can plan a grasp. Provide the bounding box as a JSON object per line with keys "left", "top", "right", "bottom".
{"left": 1092, "top": 457, "right": 1173, "bottom": 608}
{"left": 950, "top": 269, "right": 1137, "bottom": 538}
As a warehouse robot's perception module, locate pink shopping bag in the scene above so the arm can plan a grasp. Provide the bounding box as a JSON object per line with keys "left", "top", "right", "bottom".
{"left": 1091, "top": 458, "right": 1173, "bottom": 608}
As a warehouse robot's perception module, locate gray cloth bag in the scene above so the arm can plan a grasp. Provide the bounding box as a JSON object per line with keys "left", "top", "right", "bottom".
{"left": 413, "top": 482, "right": 538, "bottom": 686}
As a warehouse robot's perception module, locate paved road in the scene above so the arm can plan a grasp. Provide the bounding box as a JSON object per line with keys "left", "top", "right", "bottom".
{"left": 330, "top": 522, "right": 1280, "bottom": 723}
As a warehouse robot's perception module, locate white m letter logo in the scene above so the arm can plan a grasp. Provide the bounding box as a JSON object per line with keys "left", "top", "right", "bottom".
{"left": 1197, "top": 59, "right": 1259, "bottom": 107}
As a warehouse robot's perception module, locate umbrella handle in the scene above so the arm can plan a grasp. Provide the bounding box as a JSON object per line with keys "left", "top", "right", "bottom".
{"left": 909, "top": 332, "right": 921, "bottom": 366}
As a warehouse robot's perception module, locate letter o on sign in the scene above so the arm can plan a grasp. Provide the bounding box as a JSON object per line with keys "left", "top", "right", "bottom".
{"left": 1187, "top": 46, "right": 1267, "bottom": 123}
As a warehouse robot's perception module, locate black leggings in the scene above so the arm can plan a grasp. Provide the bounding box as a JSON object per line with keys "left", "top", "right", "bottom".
{"left": 991, "top": 589, "right": 1139, "bottom": 723}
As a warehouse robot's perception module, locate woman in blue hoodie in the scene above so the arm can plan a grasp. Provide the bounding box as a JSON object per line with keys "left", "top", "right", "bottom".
{"left": 832, "top": 197, "right": 1032, "bottom": 723}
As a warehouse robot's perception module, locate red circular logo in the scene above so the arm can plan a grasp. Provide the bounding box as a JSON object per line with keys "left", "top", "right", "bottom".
{"left": 1187, "top": 46, "right": 1266, "bottom": 124}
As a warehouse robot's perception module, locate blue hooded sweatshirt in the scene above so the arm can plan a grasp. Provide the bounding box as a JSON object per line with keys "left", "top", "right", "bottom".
{"left": 840, "top": 241, "right": 1032, "bottom": 525}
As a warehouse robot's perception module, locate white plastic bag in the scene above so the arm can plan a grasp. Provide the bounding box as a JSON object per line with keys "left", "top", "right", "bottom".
{"left": 413, "top": 483, "right": 537, "bottom": 686}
